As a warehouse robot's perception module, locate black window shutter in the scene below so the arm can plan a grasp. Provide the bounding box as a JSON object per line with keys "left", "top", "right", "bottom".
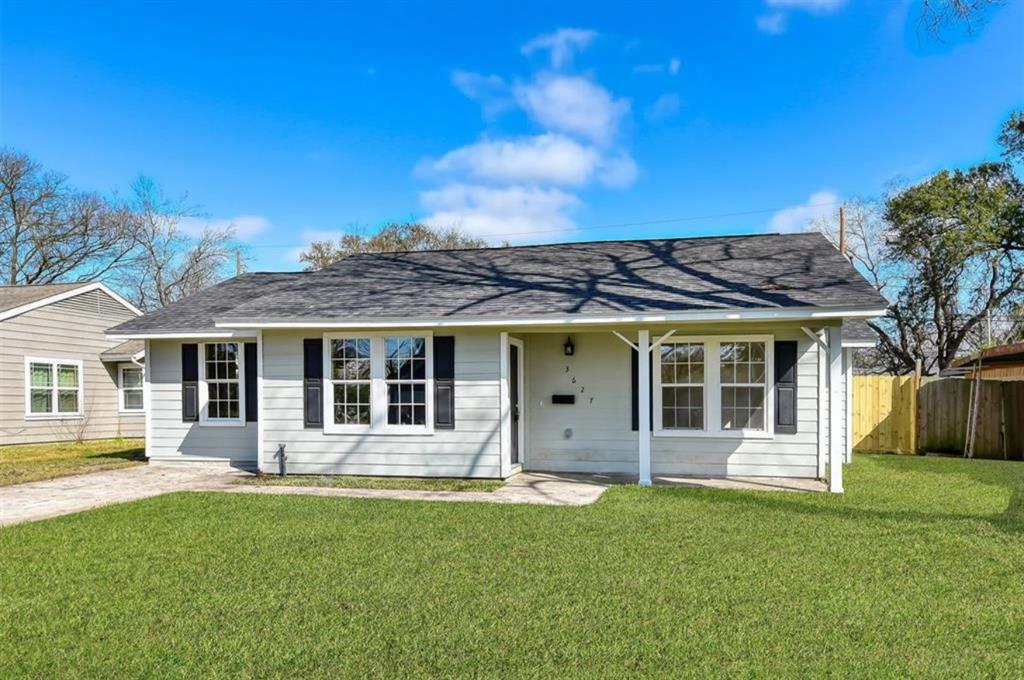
{"left": 181, "top": 343, "right": 199, "bottom": 422}
{"left": 774, "top": 341, "right": 798, "bottom": 435}
{"left": 434, "top": 336, "right": 456, "bottom": 430}
{"left": 630, "top": 347, "right": 654, "bottom": 431}
{"left": 303, "top": 338, "right": 323, "bottom": 428}
{"left": 244, "top": 342, "right": 257, "bottom": 422}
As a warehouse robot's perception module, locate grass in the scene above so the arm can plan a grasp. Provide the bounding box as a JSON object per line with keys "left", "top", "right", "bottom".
{"left": 0, "top": 438, "right": 145, "bottom": 487}
{"left": 241, "top": 474, "right": 504, "bottom": 492}
{"left": 1, "top": 454, "right": 1022, "bottom": 678}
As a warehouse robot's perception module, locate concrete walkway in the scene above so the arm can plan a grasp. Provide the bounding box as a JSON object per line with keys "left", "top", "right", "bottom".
{"left": 0, "top": 464, "right": 244, "bottom": 527}
{"left": 223, "top": 471, "right": 612, "bottom": 507}
{"left": 1, "top": 465, "right": 823, "bottom": 528}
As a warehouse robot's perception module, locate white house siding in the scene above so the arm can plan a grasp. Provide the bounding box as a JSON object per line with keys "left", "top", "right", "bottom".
{"left": 521, "top": 324, "right": 823, "bottom": 479}
{"left": 147, "top": 338, "right": 257, "bottom": 463}
{"left": 0, "top": 289, "right": 144, "bottom": 445}
{"left": 260, "top": 329, "right": 503, "bottom": 477}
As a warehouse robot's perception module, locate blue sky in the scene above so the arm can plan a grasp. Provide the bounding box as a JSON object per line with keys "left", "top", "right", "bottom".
{"left": 3, "top": 0, "right": 1022, "bottom": 270}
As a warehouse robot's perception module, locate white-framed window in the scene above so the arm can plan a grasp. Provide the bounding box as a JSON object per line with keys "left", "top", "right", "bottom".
{"left": 24, "top": 357, "right": 83, "bottom": 419}
{"left": 118, "top": 364, "right": 145, "bottom": 413}
{"left": 200, "top": 342, "right": 245, "bottom": 426}
{"left": 323, "top": 332, "right": 433, "bottom": 435}
{"left": 654, "top": 335, "right": 773, "bottom": 438}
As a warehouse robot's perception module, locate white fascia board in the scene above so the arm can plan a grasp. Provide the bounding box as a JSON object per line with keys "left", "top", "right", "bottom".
{"left": 0, "top": 281, "right": 142, "bottom": 322}
{"left": 842, "top": 340, "right": 876, "bottom": 348}
{"left": 212, "top": 305, "right": 889, "bottom": 330}
{"left": 106, "top": 330, "right": 258, "bottom": 340}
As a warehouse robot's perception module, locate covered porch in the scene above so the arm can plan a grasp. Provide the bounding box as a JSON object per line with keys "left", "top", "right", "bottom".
{"left": 497, "top": 321, "right": 848, "bottom": 492}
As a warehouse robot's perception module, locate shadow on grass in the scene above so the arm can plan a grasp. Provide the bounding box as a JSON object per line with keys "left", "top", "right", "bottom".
{"left": 90, "top": 446, "right": 146, "bottom": 463}
{"left": 652, "top": 454, "right": 1023, "bottom": 537}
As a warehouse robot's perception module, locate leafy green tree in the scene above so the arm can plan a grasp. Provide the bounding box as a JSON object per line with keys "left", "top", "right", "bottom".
{"left": 299, "top": 222, "right": 490, "bottom": 271}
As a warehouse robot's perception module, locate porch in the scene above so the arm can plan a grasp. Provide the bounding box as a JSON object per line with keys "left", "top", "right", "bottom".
{"left": 499, "top": 321, "right": 847, "bottom": 492}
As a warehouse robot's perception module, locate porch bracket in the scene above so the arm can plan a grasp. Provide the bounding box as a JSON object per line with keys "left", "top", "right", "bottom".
{"left": 611, "top": 331, "right": 638, "bottom": 352}
{"left": 800, "top": 326, "right": 828, "bottom": 351}
{"left": 649, "top": 329, "right": 678, "bottom": 353}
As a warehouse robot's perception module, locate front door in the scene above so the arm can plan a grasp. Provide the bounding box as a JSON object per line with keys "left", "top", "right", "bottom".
{"left": 510, "top": 343, "right": 521, "bottom": 465}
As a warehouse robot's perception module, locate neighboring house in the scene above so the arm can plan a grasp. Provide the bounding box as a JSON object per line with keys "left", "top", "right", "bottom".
{"left": 107, "top": 233, "right": 887, "bottom": 492}
{"left": 0, "top": 282, "right": 146, "bottom": 446}
{"left": 946, "top": 342, "right": 1024, "bottom": 381}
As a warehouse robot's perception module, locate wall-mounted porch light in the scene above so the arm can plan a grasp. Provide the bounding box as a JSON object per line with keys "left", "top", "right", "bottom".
{"left": 563, "top": 336, "right": 575, "bottom": 356}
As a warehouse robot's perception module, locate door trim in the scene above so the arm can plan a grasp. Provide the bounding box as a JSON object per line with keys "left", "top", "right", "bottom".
{"left": 509, "top": 337, "right": 526, "bottom": 468}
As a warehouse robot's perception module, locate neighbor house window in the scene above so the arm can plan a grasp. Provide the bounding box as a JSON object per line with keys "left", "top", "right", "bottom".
{"left": 659, "top": 342, "right": 705, "bottom": 430}
{"left": 25, "top": 358, "right": 83, "bottom": 417}
{"left": 119, "top": 365, "right": 145, "bottom": 413}
{"left": 654, "top": 336, "right": 772, "bottom": 437}
{"left": 329, "top": 338, "right": 371, "bottom": 425}
{"left": 720, "top": 341, "right": 767, "bottom": 431}
{"left": 323, "top": 332, "right": 433, "bottom": 434}
{"left": 201, "top": 342, "right": 243, "bottom": 423}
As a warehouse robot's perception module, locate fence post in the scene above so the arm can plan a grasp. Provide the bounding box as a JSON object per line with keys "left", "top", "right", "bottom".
{"left": 913, "top": 360, "right": 922, "bottom": 455}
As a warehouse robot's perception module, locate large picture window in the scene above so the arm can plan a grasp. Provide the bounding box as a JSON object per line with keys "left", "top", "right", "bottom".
{"left": 659, "top": 342, "right": 704, "bottom": 430}
{"left": 201, "top": 342, "right": 243, "bottom": 424}
{"left": 323, "top": 332, "right": 433, "bottom": 434}
{"left": 720, "top": 341, "right": 767, "bottom": 431}
{"left": 330, "top": 338, "right": 371, "bottom": 425}
{"left": 654, "top": 335, "right": 773, "bottom": 437}
{"left": 25, "top": 358, "right": 83, "bottom": 417}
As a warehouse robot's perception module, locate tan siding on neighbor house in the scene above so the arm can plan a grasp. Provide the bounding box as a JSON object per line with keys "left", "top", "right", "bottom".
{"left": 0, "top": 289, "right": 144, "bottom": 445}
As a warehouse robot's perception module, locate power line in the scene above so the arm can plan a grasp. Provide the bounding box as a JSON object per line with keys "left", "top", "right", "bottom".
{"left": 242, "top": 201, "right": 841, "bottom": 249}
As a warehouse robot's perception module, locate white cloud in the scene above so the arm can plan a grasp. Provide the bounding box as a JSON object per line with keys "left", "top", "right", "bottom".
{"left": 768, "top": 190, "right": 839, "bottom": 232}
{"left": 520, "top": 28, "right": 598, "bottom": 69}
{"left": 597, "top": 152, "right": 638, "bottom": 188}
{"left": 756, "top": 12, "right": 787, "bottom": 34}
{"left": 178, "top": 214, "right": 270, "bottom": 241}
{"left": 514, "top": 74, "right": 630, "bottom": 145}
{"left": 421, "top": 183, "right": 579, "bottom": 241}
{"left": 757, "top": 0, "right": 846, "bottom": 34}
{"left": 430, "top": 134, "right": 601, "bottom": 186}
{"left": 668, "top": 58, "right": 681, "bottom": 75}
{"left": 451, "top": 70, "right": 514, "bottom": 120}
{"left": 632, "top": 58, "right": 681, "bottom": 76}
{"left": 646, "top": 93, "right": 682, "bottom": 122}
{"left": 765, "top": 0, "right": 846, "bottom": 11}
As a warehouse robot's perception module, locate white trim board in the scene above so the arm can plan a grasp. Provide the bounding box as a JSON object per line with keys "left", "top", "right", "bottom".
{"left": 0, "top": 282, "right": 142, "bottom": 322}
{"left": 212, "top": 304, "right": 889, "bottom": 330}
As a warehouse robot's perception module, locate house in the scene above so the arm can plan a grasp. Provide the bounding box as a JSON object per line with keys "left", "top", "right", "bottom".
{"left": 106, "top": 233, "right": 888, "bottom": 492}
{"left": 0, "top": 282, "right": 146, "bottom": 445}
{"left": 946, "top": 342, "right": 1024, "bottom": 381}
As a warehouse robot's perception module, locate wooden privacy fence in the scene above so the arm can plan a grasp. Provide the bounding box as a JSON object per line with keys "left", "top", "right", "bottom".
{"left": 919, "top": 379, "right": 1024, "bottom": 460}
{"left": 852, "top": 376, "right": 917, "bottom": 453}
{"left": 852, "top": 376, "right": 1024, "bottom": 460}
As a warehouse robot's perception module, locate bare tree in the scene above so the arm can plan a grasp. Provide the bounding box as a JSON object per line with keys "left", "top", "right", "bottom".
{"left": 919, "top": 0, "right": 1003, "bottom": 39}
{"left": 0, "top": 149, "right": 140, "bottom": 285}
{"left": 114, "top": 177, "right": 242, "bottom": 310}
{"left": 299, "top": 222, "right": 491, "bottom": 271}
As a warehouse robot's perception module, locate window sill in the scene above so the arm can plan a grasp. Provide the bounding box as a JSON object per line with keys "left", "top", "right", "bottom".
{"left": 118, "top": 409, "right": 146, "bottom": 416}
{"left": 25, "top": 414, "right": 84, "bottom": 421}
{"left": 654, "top": 429, "right": 774, "bottom": 441}
{"left": 199, "top": 419, "right": 247, "bottom": 428}
{"left": 323, "top": 426, "right": 435, "bottom": 437}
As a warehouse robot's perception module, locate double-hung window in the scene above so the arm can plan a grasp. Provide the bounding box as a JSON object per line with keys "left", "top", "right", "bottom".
{"left": 25, "top": 358, "right": 83, "bottom": 418}
{"left": 119, "top": 364, "right": 145, "bottom": 413}
{"left": 324, "top": 332, "right": 433, "bottom": 434}
{"left": 654, "top": 335, "right": 773, "bottom": 437}
{"left": 200, "top": 342, "right": 244, "bottom": 424}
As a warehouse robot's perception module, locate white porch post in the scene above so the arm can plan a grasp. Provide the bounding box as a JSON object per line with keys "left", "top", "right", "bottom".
{"left": 498, "top": 331, "right": 512, "bottom": 479}
{"left": 638, "top": 329, "right": 652, "bottom": 486}
{"left": 828, "top": 325, "right": 844, "bottom": 493}
{"left": 255, "top": 329, "right": 264, "bottom": 473}
{"left": 816, "top": 334, "right": 827, "bottom": 479}
{"left": 844, "top": 348, "right": 853, "bottom": 464}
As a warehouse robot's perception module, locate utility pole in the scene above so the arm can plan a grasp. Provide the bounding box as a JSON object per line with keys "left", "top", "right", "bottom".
{"left": 235, "top": 248, "right": 244, "bottom": 277}
{"left": 838, "top": 206, "right": 847, "bottom": 258}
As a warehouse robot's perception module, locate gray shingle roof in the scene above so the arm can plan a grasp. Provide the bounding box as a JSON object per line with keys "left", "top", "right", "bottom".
{"left": 0, "top": 282, "right": 89, "bottom": 316}
{"left": 842, "top": 319, "right": 878, "bottom": 345}
{"left": 99, "top": 339, "right": 146, "bottom": 361}
{"left": 108, "top": 233, "right": 887, "bottom": 334}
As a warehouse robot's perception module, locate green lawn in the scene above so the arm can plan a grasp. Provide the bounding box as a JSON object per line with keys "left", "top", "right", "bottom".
{"left": 1, "top": 454, "right": 1022, "bottom": 678}
{"left": 241, "top": 474, "right": 504, "bottom": 492}
{"left": 0, "top": 438, "right": 144, "bottom": 487}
